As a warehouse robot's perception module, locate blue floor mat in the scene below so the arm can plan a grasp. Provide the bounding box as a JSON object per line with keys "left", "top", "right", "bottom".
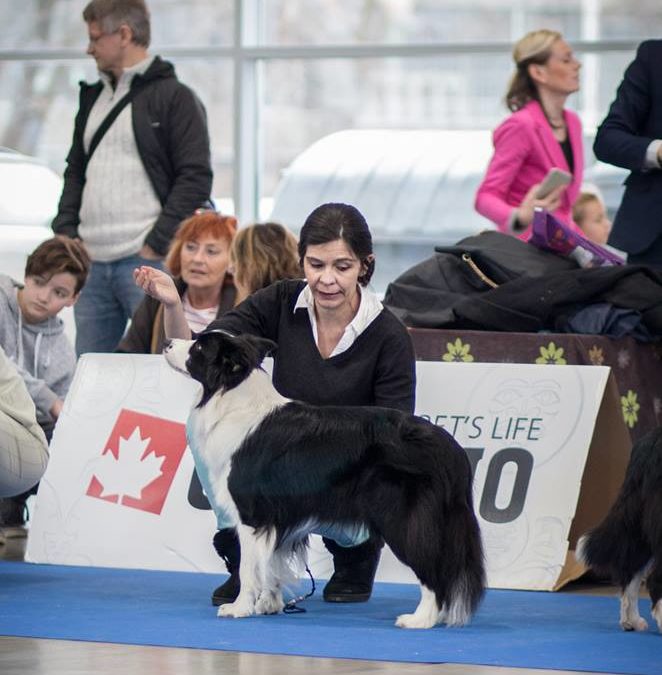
{"left": 0, "top": 561, "right": 658, "bottom": 674}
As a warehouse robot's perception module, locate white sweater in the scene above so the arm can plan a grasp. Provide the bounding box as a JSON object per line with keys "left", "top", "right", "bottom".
{"left": 79, "top": 57, "right": 162, "bottom": 262}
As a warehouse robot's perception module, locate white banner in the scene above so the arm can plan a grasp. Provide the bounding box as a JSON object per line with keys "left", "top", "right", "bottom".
{"left": 27, "top": 355, "right": 610, "bottom": 590}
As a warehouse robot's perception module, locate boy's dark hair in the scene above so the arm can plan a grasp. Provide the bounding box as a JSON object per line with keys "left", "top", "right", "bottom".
{"left": 83, "top": 0, "right": 151, "bottom": 47}
{"left": 25, "top": 237, "right": 91, "bottom": 294}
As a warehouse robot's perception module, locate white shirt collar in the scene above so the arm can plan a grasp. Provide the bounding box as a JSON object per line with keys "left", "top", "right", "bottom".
{"left": 294, "top": 284, "right": 383, "bottom": 357}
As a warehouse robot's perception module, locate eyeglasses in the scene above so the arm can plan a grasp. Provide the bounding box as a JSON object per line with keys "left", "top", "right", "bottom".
{"left": 87, "top": 28, "right": 120, "bottom": 46}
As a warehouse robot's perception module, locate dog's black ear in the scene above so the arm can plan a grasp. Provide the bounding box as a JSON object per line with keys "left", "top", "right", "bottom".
{"left": 242, "top": 334, "right": 278, "bottom": 361}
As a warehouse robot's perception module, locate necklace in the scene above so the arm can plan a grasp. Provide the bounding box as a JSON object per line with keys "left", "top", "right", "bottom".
{"left": 543, "top": 108, "right": 565, "bottom": 130}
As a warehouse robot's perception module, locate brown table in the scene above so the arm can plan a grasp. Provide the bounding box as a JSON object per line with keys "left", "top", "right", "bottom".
{"left": 410, "top": 328, "right": 662, "bottom": 444}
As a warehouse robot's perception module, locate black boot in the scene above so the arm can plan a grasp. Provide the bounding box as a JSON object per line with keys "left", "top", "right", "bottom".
{"left": 0, "top": 492, "right": 30, "bottom": 543}
{"left": 322, "top": 535, "right": 383, "bottom": 603}
{"left": 211, "top": 528, "right": 241, "bottom": 606}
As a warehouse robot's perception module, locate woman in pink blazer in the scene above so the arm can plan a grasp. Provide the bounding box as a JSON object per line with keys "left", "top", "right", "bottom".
{"left": 475, "top": 30, "right": 584, "bottom": 239}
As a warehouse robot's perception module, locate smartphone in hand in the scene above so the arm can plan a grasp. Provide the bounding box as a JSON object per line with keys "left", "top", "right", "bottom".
{"left": 536, "top": 168, "right": 572, "bottom": 199}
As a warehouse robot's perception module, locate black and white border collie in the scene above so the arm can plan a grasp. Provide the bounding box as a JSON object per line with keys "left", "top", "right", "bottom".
{"left": 165, "top": 331, "right": 485, "bottom": 629}
{"left": 577, "top": 426, "right": 662, "bottom": 633}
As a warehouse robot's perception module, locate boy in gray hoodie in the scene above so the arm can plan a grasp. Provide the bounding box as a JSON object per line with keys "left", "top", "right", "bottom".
{"left": 0, "top": 236, "right": 90, "bottom": 533}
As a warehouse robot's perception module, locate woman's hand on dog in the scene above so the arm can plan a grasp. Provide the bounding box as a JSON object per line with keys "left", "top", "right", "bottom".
{"left": 134, "top": 266, "right": 181, "bottom": 307}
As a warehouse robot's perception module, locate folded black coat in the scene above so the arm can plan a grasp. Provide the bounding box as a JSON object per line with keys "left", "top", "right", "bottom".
{"left": 383, "top": 231, "right": 662, "bottom": 338}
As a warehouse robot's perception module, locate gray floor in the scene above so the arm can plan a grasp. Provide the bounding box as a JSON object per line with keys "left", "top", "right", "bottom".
{"left": 0, "top": 534, "right": 627, "bottom": 675}
{"left": 0, "top": 637, "right": 613, "bottom": 675}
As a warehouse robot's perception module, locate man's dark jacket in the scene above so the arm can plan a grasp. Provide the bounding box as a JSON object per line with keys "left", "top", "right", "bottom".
{"left": 52, "top": 56, "right": 213, "bottom": 256}
{"left": 593, "top": 40, "right": 662, "bottom": 256}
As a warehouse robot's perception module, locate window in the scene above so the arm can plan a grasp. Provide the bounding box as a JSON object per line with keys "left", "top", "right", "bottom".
{"left": 0, "top": 0, "right": 658, "bottom": 288}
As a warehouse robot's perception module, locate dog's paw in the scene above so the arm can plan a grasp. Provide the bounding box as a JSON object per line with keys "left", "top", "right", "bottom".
{"left": 395, "top": 612, "right": 437, "bottom": 629}
{"left": 620, "top": 617, "right": 648, "bottom": 632}
{"left": 255, "top": 591, "right": 285, "bottom": 615}
{"left": 217, "top": 600, "right": 255, "bottom": 619}
{"left": 652, "top": 600, "right": 662, "bottom": 633}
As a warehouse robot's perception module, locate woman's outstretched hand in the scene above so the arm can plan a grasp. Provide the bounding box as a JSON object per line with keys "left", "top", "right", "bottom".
{"left": 134, "top": 266, "right": 180, "bottom": 307}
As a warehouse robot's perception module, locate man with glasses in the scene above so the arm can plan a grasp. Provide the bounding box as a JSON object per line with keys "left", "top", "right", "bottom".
{"left": 52, "top": 0, "right": 213, "bottom": 354}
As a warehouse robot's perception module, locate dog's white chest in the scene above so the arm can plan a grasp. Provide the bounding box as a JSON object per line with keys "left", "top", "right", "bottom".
{"left": 185, "top": 369, "right": 289, "bottom": 527}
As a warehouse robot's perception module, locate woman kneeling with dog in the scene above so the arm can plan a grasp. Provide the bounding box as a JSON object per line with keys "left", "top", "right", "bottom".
{"left": 134, "top": 202, "right": 416, "bottom": 606}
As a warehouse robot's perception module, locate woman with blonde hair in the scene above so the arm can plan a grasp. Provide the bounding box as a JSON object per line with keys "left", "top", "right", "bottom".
{"left": 475, "top": 29, "right": 584, "bottom": 238}
{"left": 230, "top": 222, "right": 301, "bottom": 303}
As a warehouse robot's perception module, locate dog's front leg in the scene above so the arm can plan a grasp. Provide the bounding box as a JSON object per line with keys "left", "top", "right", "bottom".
{"left": 255, "top": 547, "right": 288, "bottom": 615}
{"left": 218, "top": 524, "right": 262, "bottom": 619}
{"left": 620, "top": 569, "right": 648, "bottom": 632}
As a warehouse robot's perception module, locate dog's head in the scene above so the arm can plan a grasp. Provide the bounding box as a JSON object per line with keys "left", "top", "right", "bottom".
{"left": 164, "top": 331, "right": 277, "bottom": 406}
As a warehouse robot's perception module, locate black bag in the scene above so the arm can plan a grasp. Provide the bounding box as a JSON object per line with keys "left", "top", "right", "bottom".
{"left": 383, "top": 231, "right": 576, "bottom": 328}
{"left": 384, "top": 230, "right": 662, "bottom": 337}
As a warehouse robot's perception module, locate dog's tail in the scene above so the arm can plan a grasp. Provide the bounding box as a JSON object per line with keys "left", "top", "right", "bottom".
{"left": 435, "top": 500, "right": 486, "bottom": 626}
{"left": 577, "top": 429, "right": 658, "bottom": 584}
{"left": 577, "top": 506, "right": 647, "bottom": 587}
{"left": 381, "top": 420, "right": 485, "bottom": 624}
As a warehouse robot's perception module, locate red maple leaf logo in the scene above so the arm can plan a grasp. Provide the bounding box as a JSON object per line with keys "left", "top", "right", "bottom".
{"left": 86, "top": 409, "right": 187, "bottom": 515}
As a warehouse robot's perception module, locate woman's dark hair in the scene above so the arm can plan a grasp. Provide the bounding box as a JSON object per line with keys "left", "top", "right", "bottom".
{"left": 298, "top": 203, "right": 375, "bottom": 286}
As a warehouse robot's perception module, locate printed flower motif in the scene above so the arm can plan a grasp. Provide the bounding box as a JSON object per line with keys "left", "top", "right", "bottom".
{"left": 617, "top": 349, "right": 631, "bottom": 369}
{"left": 442, "top": 338, "right": 474, "bottom": 362}
{"left": 621, "top": 390, "right": 640, "bottom": 429}
{"left": 535, "top": 342, "right": 567, "bottom": 365}
{"left": 588, "top": 345, "right": 604, "bottom": 366}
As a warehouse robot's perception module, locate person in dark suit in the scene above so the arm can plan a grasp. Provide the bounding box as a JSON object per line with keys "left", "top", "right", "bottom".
{"left": 593, "top": 40, "right": 662, "bottom": 267}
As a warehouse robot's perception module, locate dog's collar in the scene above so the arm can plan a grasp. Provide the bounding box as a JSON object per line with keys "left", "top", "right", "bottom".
{"left": 199, "top": 328, "right": 237, "bottom": 339}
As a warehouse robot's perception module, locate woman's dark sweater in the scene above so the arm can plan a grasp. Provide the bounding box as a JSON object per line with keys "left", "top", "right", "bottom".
{"left": 207, "top": 279, "right": 416, "bottom": 413}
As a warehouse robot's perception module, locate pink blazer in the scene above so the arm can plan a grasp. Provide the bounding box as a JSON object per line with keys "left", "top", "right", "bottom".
{"left": 474, "top": 100, "right": 584, "bottom": 239}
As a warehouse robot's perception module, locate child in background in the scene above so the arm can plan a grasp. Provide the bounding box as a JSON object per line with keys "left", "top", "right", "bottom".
{"left": 0, "top": 235, "right": 90, "bottom": 535}
{"left": 572, "top": 191, "right": 612, "bottom": 246}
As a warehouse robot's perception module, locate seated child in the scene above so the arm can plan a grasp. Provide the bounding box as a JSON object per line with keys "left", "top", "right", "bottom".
{"left": 572, "top": 191, "right": 612, "bottom": 246}
{"left": 0, "top": 236, "right": 90, "bottom": 534}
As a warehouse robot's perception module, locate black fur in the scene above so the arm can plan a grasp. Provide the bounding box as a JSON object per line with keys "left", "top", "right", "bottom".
{"left": 182, "top": 331, "right": 485, "bottom": 624}
{"left": 579, "top": 426, "right": 662, "bottom": 629}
